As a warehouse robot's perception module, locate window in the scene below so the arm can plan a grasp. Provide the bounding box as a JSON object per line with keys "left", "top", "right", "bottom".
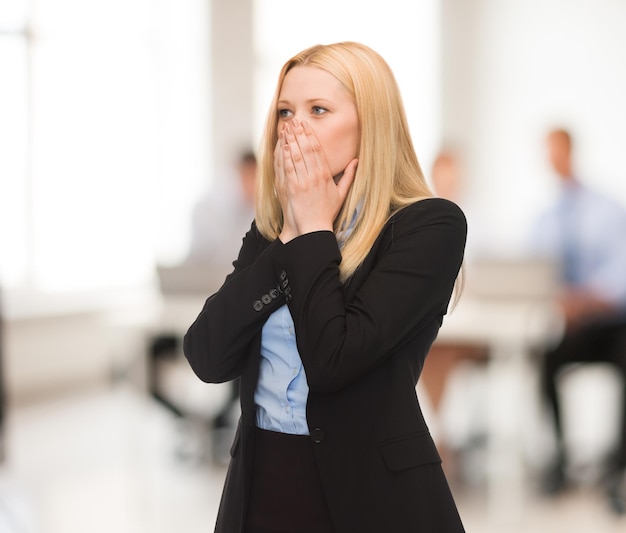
{"left": 0, "top": 1, "right": 29, "bottom": 289}
{"left": 0, "top": 0, "right": 211, "bottom": 314}
{"left": 1, "top": 0, "right": 441, "bottom": 316}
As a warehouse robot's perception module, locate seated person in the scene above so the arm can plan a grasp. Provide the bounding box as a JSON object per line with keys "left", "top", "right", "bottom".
{"left": 420, "top": 150, "right": 490, "bottom": 481}
{"left": 529, "top": 128, "right": 626, "bottom": 515}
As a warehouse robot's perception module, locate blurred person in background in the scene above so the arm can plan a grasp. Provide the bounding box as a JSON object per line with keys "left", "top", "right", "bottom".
{"left": 192, "top": 150, "right": 258, "bottom": 464}
{"left": 530, "top": 128, "right": 626, "bottom": 514}
{"left": 420, "top": 150, "right": 489, "bottom": 483}
{"left": 150, "top": 150, "right": 257, "bottom": 465}
{"left": 188, "top": 150, "right": 258, "bottom": 267}
{"left": 184, "top": 42, "right": 467, "bottom": 533}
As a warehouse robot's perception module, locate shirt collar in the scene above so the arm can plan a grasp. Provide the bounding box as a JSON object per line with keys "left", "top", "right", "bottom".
{"left": 337, "top": 200, "right": 362, "bottom": 249}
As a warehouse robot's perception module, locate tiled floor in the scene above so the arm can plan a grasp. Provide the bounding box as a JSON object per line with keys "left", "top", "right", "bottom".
{"left": 0, "top": 383, "right": 624, "bottom": 533}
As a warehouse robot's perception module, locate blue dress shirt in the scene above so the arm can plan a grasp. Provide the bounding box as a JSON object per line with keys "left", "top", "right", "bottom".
{"left": 255, "top": 304, "right": 310, "bottom": 434}
{"left": 255, "top": 206, "right": 360, "bottom": 435}
{"left": 530, "top": 180, "right": 626, "bottom": 308}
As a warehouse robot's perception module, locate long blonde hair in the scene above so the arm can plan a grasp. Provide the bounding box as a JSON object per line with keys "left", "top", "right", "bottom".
{"left": 255, "top": 42, "right": 433, "bottom": 282}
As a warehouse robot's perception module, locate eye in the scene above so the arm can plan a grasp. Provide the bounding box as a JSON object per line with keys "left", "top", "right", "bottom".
{"left": 312, "top": 106, "right": 328, "bottom": 115}
{"left": 278, "top": 108, "right": 292, "bottom": 119}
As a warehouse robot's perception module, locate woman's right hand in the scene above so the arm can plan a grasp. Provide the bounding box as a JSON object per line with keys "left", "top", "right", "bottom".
{"left": 274, "top": 129, "right": 298, "bottom": 242}
{"left": 275, "top": 120, "right": 357, "bottom": 242}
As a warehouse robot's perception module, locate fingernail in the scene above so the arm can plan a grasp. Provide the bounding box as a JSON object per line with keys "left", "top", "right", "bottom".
{"left": 292, "top": 118, "right": 299, "bottom": 127}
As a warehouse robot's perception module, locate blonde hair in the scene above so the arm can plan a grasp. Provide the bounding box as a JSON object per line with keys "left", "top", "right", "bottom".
{"left": 255, "top": 42, "right": 433, "bottom": 282}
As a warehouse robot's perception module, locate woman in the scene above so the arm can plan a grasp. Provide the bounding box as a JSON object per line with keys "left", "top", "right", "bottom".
{"left": 184, "top": 42, "right": 466, "bottom": 533}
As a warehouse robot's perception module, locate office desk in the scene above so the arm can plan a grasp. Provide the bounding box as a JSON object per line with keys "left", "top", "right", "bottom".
{"left": 150, "top": 260, "right": 561, "bottom": 521}
{"left": 436, "top": 294, "right": 562, "bottom": 525}
{"left": 145, "top": 264, "right": 231, "bottom": 426}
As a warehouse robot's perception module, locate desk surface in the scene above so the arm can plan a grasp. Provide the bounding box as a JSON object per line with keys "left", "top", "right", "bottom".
{"left": 437, "top": 295, "right": 562, "bottom": 349}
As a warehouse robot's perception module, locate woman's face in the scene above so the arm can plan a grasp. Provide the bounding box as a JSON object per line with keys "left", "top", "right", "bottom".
{"left": 277, "top": 66, "right": 359, "bottom": 178}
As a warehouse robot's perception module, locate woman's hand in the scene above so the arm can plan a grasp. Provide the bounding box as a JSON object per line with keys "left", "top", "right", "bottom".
{"left": 274, "top": 131, "right": 298, "bottom": 243}
{"left": 275, "top": 118, "right": 358, "bottom": 243}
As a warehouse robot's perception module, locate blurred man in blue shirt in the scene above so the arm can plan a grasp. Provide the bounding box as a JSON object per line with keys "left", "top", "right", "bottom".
{"left": 531, "top": 128, "right": 626, "bottom": 514}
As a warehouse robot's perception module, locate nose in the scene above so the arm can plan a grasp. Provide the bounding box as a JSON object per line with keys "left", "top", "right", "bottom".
{"left": 293, "top": 115, "right": 314, "bottom": 133}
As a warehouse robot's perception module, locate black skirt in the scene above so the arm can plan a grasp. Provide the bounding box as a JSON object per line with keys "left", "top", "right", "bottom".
{"left": 245, "top": 428, "right": 335, "bottom": 533}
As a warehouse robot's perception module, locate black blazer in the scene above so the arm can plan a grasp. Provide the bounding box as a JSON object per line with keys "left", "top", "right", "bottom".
{"left": 184, "top": 198, "right": 467, "bottom": 533}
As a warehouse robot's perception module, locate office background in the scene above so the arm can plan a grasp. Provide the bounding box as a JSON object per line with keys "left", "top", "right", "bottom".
{"left": 1, "top": 0, "right": 626, "bottom": 532}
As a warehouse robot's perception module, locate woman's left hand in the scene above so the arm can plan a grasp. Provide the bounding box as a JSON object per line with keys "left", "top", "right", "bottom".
{"left": 278, "top": 118, "right": 357, "bottom": 241}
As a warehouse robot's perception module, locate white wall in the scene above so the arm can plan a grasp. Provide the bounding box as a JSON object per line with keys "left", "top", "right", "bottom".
{"left": 209, "top": 0, "right": 255, "bottom": 185}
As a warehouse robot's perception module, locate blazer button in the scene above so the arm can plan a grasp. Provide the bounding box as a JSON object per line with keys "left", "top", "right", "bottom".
{"left": 311, "top": 428, "right": 325, "bottom": 444}
{"left": 253, "top": 300, "right": 263, "bottom": 311}
{"left": 269, "top": 288, "right": 279, "bottom": 299}
{"left": 261, "top": 294, "right": 272, "bottom": 304}
{"left": 280, "top": 270, "right": 287, "bottom": 280}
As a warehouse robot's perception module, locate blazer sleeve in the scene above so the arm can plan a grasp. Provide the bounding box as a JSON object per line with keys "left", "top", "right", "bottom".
{"left": 273, "top": 198, "right": 467, "bottom": 393}
{"left": 183, "top": 222, "right": 288, "bottom": 383}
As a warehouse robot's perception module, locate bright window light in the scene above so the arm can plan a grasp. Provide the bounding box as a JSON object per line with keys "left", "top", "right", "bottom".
{"left": 0, "top": 0, "right": 211, "bottom": 302}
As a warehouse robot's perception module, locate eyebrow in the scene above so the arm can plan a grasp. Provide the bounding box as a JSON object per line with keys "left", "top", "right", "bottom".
{"left": 277, "top": 98, "right": 332, "bottom": 106}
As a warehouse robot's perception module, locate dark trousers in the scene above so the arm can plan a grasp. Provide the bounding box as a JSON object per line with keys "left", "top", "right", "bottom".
{"left": 245, "top": 428, "right": 335, "bottom": 533}
{"left": 541, "top": 315, "right": 626, "bottom": 470}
